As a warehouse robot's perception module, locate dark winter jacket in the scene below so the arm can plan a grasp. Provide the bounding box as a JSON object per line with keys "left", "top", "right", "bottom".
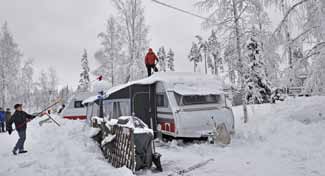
{"left": 145, "top": 48, "right": 158, "bottom": 65}
{"left": 7, "top": 111, "right": 36, "bottom": 131}
{"left": 5, "top": 111, "right": 11, "bottom": 122}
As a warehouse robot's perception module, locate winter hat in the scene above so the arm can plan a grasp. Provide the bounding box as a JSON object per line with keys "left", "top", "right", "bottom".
{"left": 14, "top": 104, "right": 22, "bottom": 109}
{"left": 148, "top": 48, "right": 153, "bottom": 52}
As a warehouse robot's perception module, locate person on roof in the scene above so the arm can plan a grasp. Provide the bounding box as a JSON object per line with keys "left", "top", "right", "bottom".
{"left": 145, "top": 48, "right": 158, "bottom": 77}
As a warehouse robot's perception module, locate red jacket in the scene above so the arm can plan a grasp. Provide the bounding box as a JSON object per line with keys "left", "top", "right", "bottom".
{"left": 145, "top": 49, "right": 158, "bottom": 65}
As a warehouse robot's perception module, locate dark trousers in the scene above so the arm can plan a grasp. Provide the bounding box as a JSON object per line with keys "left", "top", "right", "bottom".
{"left": 146, "top": 64, "right": 158, "bottom": 77}
{"left": 0, "top": 122, "right": 4, "bottom": 132}
{"left": 14, "top": 129, "right": 26, "bottom": 152}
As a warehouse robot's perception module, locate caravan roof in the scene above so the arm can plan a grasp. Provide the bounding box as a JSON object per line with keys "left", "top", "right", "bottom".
{"left": 83, "top": 72, "right": 226, "bottom": 104}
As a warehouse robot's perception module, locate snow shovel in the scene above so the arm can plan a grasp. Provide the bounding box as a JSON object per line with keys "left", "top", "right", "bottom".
{"left": 38, "top": 114, "right": 60, "bottom": 127}
{"left": 13, "top": 99, "right": 62, "bottom": 131}
{"left": 44, "top": 114, "right": 61, "bottom": 127}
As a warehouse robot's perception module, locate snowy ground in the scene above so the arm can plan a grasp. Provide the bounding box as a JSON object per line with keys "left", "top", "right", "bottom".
{"left": 1, "top": 96, "right": 325, "bottom": 176}
{"left": 0, "top": 118, "right": 133, "bottom": 176}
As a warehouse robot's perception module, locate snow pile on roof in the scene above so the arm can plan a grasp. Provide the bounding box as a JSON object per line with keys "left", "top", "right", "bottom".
{"left": 104, "top": 72, "right": 226, "bottom": 98}
{"left": 61, "top": 107, "right": 87, "bottom": 117}
{"left": 82, "top": 95, "right": 100, "bottom": 105}
{"left": 107, "top": 116, "right": 154, "bottom": 135}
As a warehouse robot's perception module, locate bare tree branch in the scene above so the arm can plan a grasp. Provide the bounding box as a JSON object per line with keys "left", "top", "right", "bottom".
{"left": 272, "top": 0, "right": 310, "bottom": 35}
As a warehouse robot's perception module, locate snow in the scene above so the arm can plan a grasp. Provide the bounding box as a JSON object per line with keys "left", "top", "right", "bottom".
{"left": 148, "top": 96, "right": 325, "bottom": 176}
{"left": 1, "top": 96, "right": 325, "bottom": 176}
{"left": 82, "top": 72, "right": 227, "bottom": 104}
{"left": 104, "top": 72, "right": 226, "bottom": 98}
{"left": 82, "top": 95, "right": 100, "bottom": 105}
{"left": 0, "top": 117, "right": 134, "bottom": 176}
{"left": 107, "top": 116, "right": 154, "bottom": 135}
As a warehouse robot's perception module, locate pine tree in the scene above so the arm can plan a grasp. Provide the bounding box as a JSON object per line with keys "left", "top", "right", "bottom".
{"left": 157, "top": 47, "right": 167, "bottom": 72}
{"left": 188, "top": 42, "right": 202, "bottom": 72}
{"left": 78, "top": 49, "right": 90, "bottom": 92}
{"left": 244, "top": 37, "right": 272, "bottom": 104}
{"left": 167, "top": 49, "right": 175, "bottom": 71}
{"left": 207, "top": 30, "right": 222, "bottom": 76}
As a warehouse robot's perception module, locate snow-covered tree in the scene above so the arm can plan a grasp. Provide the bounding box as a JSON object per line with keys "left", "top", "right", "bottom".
{"left": 188, "top": 42, "right": 202, "bottom": 72}
{"left": 195, "top": 35, "right": 209, "bottom": 74}
{"left": 78, "top": 49, "right": 90, "bottom": 92}
{"left": 157, "top": 47, "right": 167, "bottom": 72}
{"left": 0, "top": 22, "right": 21, "bottom": 107}
{"left": 93, "top": 16, "right": 125, "bottom": 87}
{"left": 58, "top": 85, "right": 73, "bottom": 105}
{"left": 244, "top": 37, "right": 272, "bottom": 104}
{"left": 19, "top": 59, "right": 34, "bottom": 106}
{"left": 113, "top": 0, "right": 149, "bottom": 81}
{"left": 167, "top": 49, "right": 175, "bottom": 71}
{"left": 302, "top": 0, "right": 325, "bottom": 94}
{"left": 196, "top": 0, "right": 261, "bottom": 122}
{"left": 207, "top": 30, "right": 222, "bottom": 76}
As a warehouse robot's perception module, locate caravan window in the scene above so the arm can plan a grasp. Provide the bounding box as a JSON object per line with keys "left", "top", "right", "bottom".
{"left": 174, "top": 93, "right": 223, "bottom": 106}
{"left": 103, "top": 99, "right": 130, "bottom": 119}
{"left": 74, "top": 101, "right": 84, "bottom": 108}
{"left": 156, "top": 93, "right": 168, "bottom": 107}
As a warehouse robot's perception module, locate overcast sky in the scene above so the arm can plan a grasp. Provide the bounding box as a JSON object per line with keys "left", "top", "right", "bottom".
{"left": 0, "top": 0, "right": 209, "bottom": 89}
{"left": 0, "top": 0, "right": 281, "bottom": 90}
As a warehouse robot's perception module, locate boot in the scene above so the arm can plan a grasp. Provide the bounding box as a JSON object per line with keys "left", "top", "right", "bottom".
{"left": 12, "top": 149, "right": 17, "bottom": 155}
{"left": 19, "top": 150, "right": 28, "bottom": 154}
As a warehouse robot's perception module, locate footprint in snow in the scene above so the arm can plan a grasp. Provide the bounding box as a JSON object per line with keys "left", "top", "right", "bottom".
{"left": 18, "top": 160, "right": 37, "bottom": 168}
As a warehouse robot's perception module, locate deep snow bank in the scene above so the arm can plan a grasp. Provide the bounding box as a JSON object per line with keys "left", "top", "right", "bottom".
{"left": 0, "top": 117, "right": 134, "bottom": 176}
{"left": 149, "top": 96, "right": 325, "bottom": 176}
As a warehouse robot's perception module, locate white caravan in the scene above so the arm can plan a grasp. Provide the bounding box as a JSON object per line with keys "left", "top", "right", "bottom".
{"left": 83, "top": 72, "right": 235, "bottom": 139}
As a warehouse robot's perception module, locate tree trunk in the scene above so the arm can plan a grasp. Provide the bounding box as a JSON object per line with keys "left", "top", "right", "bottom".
{"left": 204, "top": 53, "right": 207, "bottom": 74}
{"left": 232, "top": 0, "right": 248, "bottom": 123}
{"left": 214, "top": 56, "right": 218, "bottom": 76}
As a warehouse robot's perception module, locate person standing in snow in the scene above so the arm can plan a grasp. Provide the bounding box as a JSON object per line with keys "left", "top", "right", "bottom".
{"left": 5, "top": 108, "right": 11, "bottom": 127}
{"left": 7, "top": 104, "right": 39, "bottom": 155}
{"left": 145, "top": 48, "right": 159, "bottom": 77}
{"left": 0, "top": 108, "right": 5, "bottom": 132}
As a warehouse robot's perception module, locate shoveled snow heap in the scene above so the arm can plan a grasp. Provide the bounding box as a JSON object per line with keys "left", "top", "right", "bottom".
{"left": 1, "top": 96, "right": 325, "bottom": 176}
{"left": 0, "top": 117, "right": 133, "bottom": 176}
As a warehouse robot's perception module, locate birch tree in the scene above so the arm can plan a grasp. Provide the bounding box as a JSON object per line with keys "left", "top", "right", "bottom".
{"left": 19, "top": 59, "right": 34, "bottom": 106}
{"left": 93, "top": 16, "right": 125, "bottom": 87}
{"left": 0, "top": 22, "right": 21, "bottom": 107}
{"left": 113, "top": 0, "right": 149, "bottom": 81}
{"left": 196, "top": 0, "right": 260, "bottom": 123}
